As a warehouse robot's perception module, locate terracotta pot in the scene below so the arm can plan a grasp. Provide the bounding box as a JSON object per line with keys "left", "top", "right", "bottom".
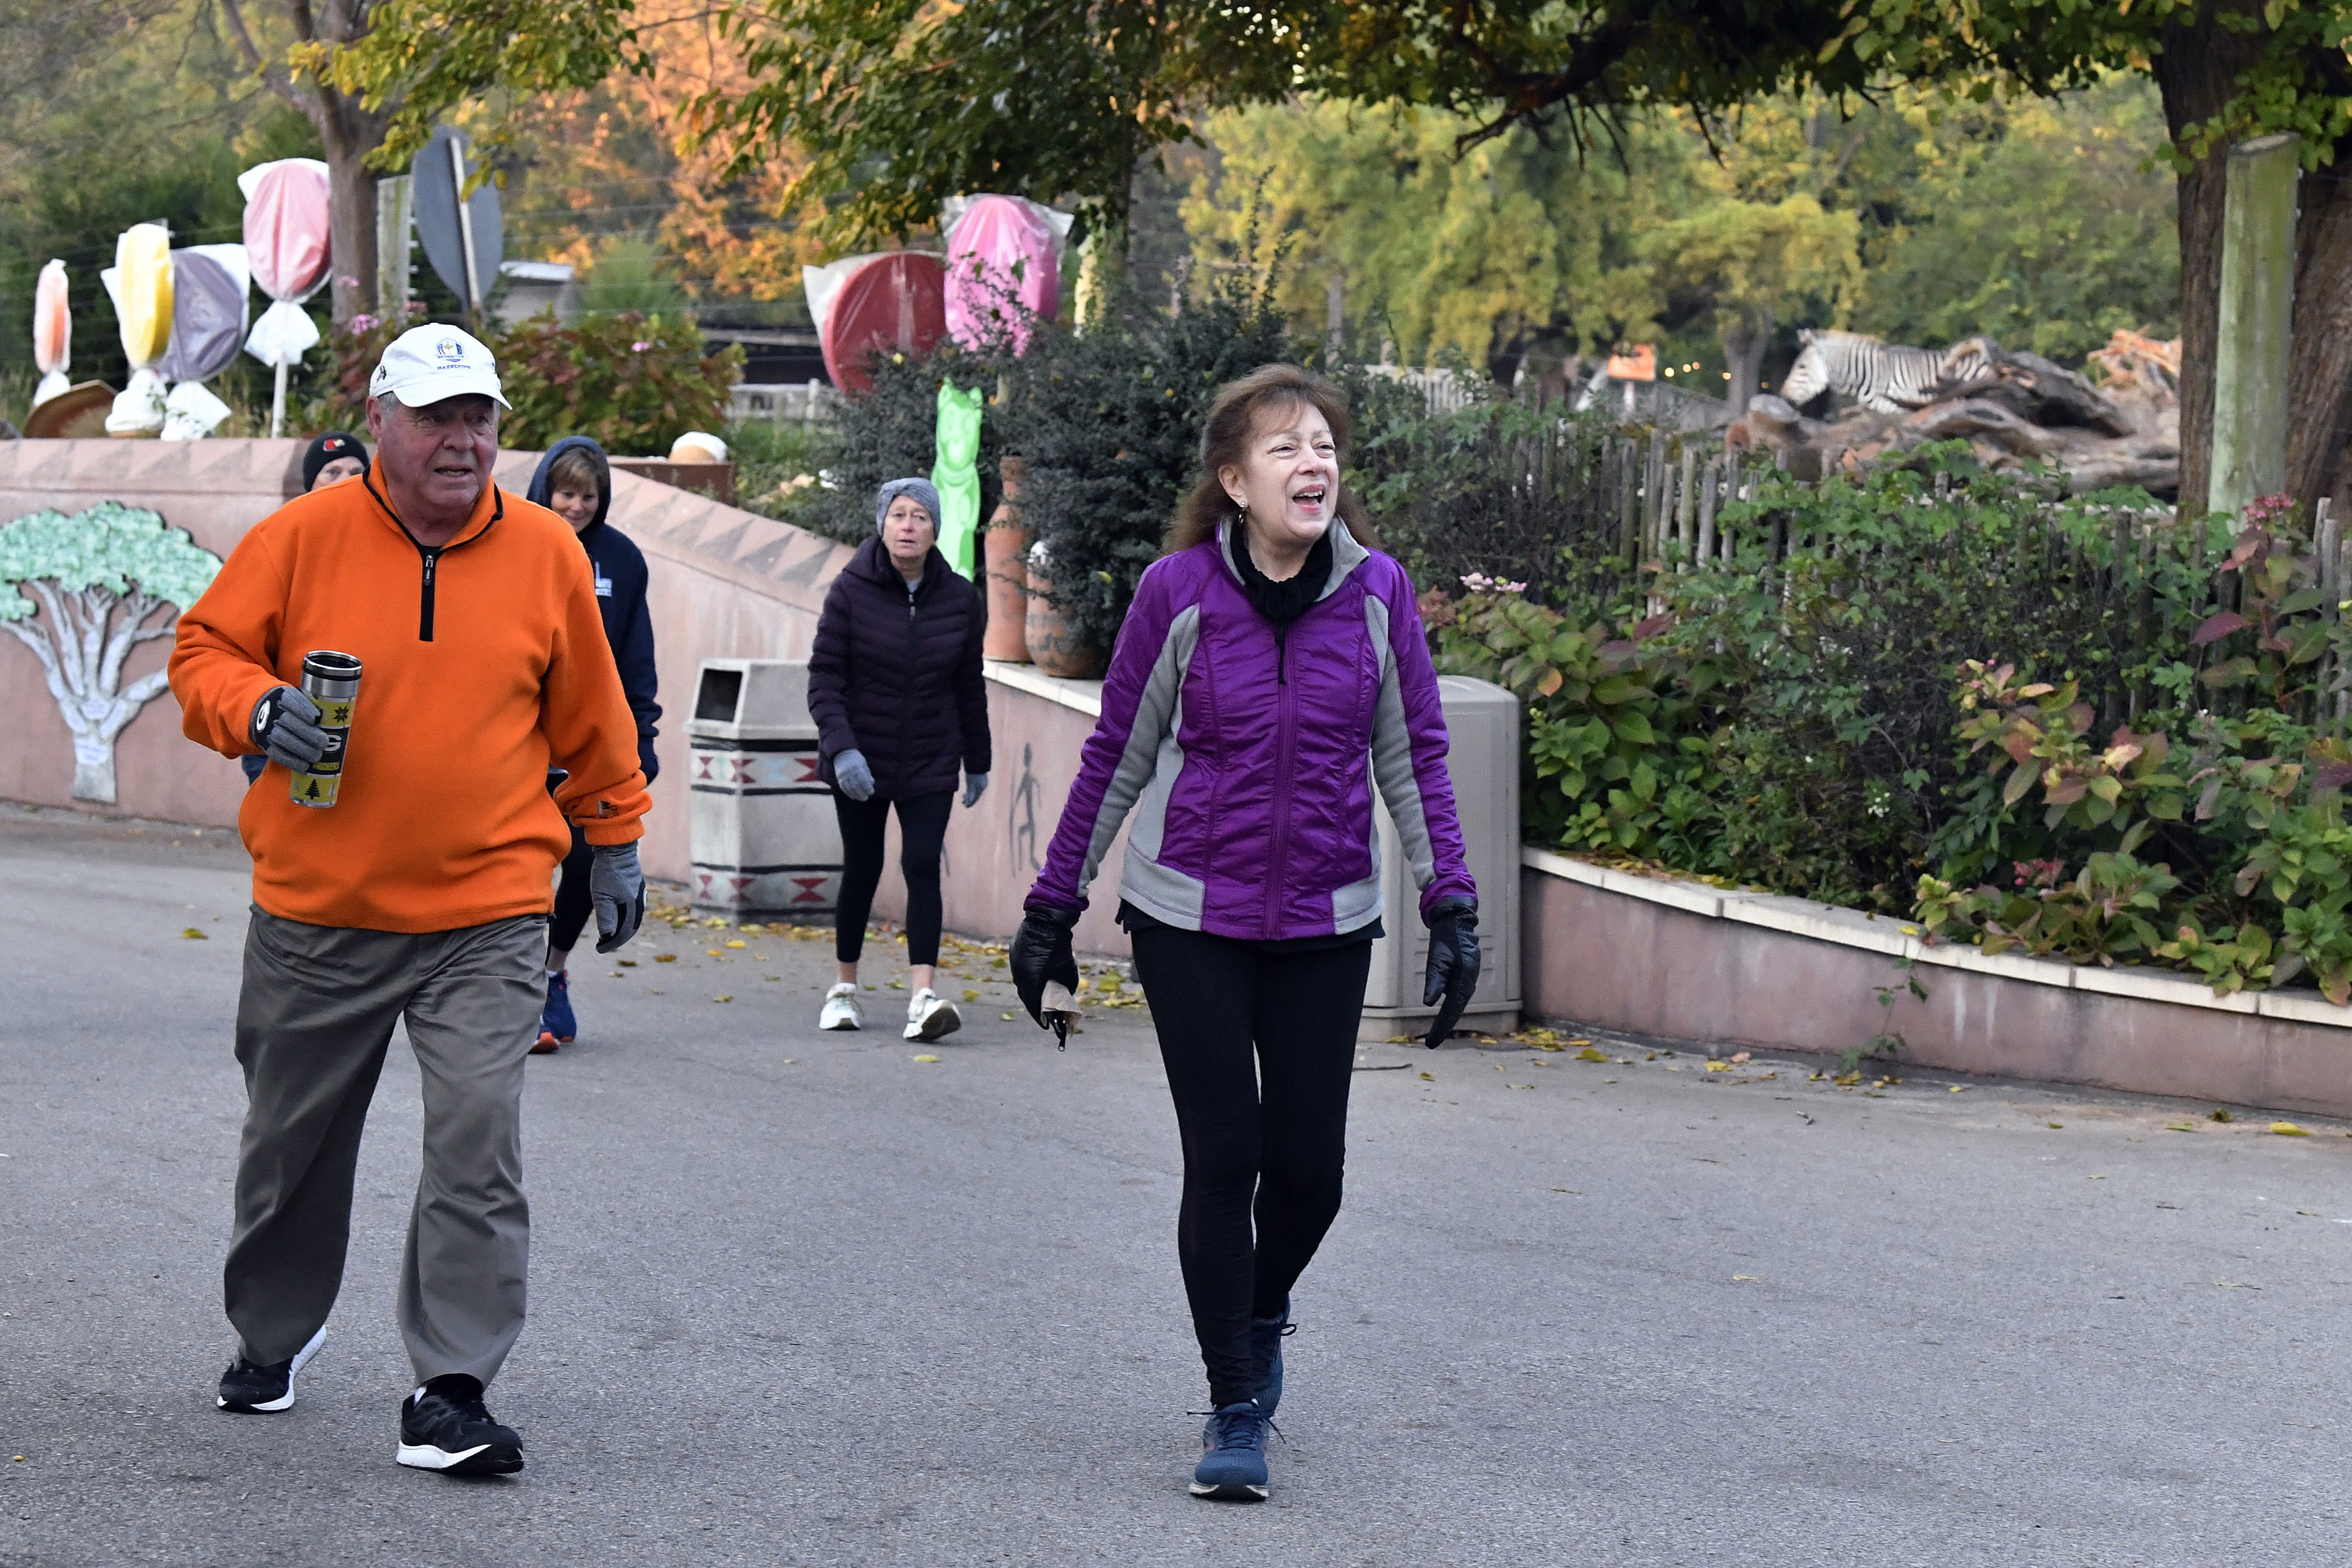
{"left": 982, "top": 456, "right": 1031, "bottom": 661}
{"left": 1024, "top": 540, "right": 1102, "bottom": 679}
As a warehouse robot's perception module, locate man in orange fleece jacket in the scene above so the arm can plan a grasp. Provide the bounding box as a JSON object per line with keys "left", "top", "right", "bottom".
{"left": 169, "top": 324, "right": 650, "bottom": 1478}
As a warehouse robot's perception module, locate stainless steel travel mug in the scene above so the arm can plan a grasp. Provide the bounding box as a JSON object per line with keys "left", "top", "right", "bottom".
{"left": 288, "top": 650, "right": 362, "bottom": 808}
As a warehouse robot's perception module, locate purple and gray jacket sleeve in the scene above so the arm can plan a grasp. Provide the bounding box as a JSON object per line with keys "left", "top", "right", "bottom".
{"left": 1367, "top": 565, "right": 1476, "bottom": 919}
{"left": 1026, "top": 561, "right": 1187, "bottom": 914}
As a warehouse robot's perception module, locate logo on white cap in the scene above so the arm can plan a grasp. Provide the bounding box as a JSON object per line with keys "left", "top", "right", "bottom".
{"left": 369, "top": 323, "right": 510, "bottom": 409}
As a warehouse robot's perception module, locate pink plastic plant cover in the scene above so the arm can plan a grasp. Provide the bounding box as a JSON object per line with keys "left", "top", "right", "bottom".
{"left": 32, "top": 260, "right": 68, "bottom": 374}
{"left": 945, "top": 195, "right": 1060, "bottom": 353}
{"left": 243, "top": 161, "right": 332, "bottom": 303}
{"left": 817, "top": 252, "right": 947, "bottom": 396}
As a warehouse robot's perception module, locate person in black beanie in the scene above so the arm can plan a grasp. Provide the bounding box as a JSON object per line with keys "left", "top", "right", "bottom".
{"left": 524, "top": 436, "right": 661, "bottom": 1051}
{"left": 241, "top": 433, "right": 373, "bottom": 784}
{"left": 301, "top": 430, "right": 368, "bottom": 491}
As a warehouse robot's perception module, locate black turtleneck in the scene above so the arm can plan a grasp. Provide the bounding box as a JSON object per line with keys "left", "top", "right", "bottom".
{"left": 1233, "top": 524, "right": 1332, "bottom": 684}
{"left": 1233, "top": 525, "right": 1332, "bottom": 628}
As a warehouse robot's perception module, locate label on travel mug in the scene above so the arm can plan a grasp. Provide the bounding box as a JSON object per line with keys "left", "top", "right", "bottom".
{"left": 289, "top": 650, "right": 362, "bottom": 808}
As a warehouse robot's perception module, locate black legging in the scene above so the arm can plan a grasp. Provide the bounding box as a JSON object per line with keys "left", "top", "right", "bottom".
{"left": 1128, "top": 924, "right": 1372, "bottom": 1407}
{"left": 834, "top": 790, "right": 954, "bottom": 966}
{"left": 549, "top": 822, "right": 594, "bottom": 955}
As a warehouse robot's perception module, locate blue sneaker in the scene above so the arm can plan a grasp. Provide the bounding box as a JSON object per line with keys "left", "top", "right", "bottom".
{"left": 1250, "top": 1300, "right": 1295, "bottom": 1416}
{"left": 1189, "top": 1402, "right": 1271, "bottom": 1500}
{"left": 535, "top": 970, "right": 574, "bottom": 1054}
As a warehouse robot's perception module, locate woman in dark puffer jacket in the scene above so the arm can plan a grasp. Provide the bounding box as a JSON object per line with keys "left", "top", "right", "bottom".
{"left": 806, "top": 477, "right": 992, "bottom": 1042}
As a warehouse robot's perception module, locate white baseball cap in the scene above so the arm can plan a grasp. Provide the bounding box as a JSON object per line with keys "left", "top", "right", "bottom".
{"left": 368, "top": 324, "right": 510, "bottom": 409}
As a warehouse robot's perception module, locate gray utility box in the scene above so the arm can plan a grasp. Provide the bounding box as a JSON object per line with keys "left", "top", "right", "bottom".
{"left": 686, "top": 659, "right": 840, "bottom": 920}
{"left": 1359, "top": 676, "right": 1522, "bottom": 1040}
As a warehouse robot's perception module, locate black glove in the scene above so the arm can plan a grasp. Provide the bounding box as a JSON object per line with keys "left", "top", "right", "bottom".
{"left": 1422, "top": 897, "right": 1481, "bottom": 1048}
{"left": 249, "top": 686, "right": 328, "bottom": 772}
{"left": 1010, "top": 904, "right": 1081, "bottom": 1046}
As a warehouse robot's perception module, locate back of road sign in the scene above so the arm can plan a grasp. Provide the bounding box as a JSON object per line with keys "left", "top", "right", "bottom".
{"left": 412, "top": 127, "right": 504, "bottom": 311}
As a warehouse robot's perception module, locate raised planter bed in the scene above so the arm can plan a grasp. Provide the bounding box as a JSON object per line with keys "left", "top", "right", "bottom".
{"left": 1520, "top": 847, "right": 2352, "bottom": 1119}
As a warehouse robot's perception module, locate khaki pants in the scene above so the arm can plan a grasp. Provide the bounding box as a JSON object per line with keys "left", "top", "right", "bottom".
{"left": 225, "top": 908, "right": 543, "bottom": 1387}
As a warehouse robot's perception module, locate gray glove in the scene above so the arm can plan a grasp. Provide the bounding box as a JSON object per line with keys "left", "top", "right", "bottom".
{"left": 591, "top": 842, "right": 646, "bottom": 953}
{"left": 834, "top": 748, "right": 875, "bottom": 802}
{"left": 962, "top": 771, "right": 989, "bottom": 808}
{"left": 249, "top": 686, "right": 328, "bottom": 771}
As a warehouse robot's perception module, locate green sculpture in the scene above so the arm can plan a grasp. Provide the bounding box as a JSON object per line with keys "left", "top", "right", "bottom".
{"left": 932, "top": 379, "right": 984, "bottom": 578}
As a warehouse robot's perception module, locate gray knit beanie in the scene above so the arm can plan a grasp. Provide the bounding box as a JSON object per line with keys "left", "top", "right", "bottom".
{"left": 874, "top": 477, "right": 941, "bottom": 533}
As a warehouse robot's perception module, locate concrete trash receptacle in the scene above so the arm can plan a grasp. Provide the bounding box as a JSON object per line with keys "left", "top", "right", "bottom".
{"left": 687, "top": 659, "right": 840, "bottom": 920}
{"left": 1359, "top": 676, "right": 1521, "bottom": 1040}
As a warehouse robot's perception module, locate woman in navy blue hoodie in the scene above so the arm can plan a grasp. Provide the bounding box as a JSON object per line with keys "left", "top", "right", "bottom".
{"left": 526, "top": 436, "right": 661, "bottom": 1050}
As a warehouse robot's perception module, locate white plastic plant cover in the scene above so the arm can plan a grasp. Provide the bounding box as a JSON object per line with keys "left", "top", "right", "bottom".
{"left": 101, "top": 224, "right": 174, "bottom": 435}
{"left": 160, "top": 382, "right": 234, "bottom": 441}
{"left": 941, "top": 195, "right": 1069, "bottom": 354}
{"left": 240, "top": 158, "right": 332, "bottom": 436}
{"left": 32, "top": 260, "right": 71, "bottom": 406}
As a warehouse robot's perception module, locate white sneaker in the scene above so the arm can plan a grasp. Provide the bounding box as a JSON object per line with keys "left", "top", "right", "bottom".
{"left": 819, "top": 982, "right": 863, "bottom": 1031}
{"left": 905, "top": 988, "right": 962, "bottom": 1042}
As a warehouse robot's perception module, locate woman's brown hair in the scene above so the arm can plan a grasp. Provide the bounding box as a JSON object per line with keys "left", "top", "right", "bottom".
{"left": 1163, "top": 364, "right": 1381, "bottom": 556}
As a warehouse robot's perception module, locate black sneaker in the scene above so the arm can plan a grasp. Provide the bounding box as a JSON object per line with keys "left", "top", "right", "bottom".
{"left": 216, "top": 1326, "right": 327, "bottom": 1413}
{"left": 396, "top": 1375, "right": 525, "bottom": 1475}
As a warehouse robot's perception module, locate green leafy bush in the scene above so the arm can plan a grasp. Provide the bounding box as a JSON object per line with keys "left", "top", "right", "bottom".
{"left": 996, "top": 269, "right": 1299, "bottom": 658}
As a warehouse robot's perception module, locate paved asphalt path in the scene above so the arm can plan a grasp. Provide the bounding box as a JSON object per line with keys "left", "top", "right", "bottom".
{"left": 3, "top": 803, "right": 2350, "bottom": 1566}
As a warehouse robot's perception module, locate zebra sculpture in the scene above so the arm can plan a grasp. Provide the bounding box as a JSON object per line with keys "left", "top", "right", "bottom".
{"left": 1780, "top": 329, "right": 1991, "bottom": 415}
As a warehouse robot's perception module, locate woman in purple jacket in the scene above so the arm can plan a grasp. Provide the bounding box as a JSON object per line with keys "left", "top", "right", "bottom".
{"left": 1011, "top": 364, "right": 1481, "bottom": 1501}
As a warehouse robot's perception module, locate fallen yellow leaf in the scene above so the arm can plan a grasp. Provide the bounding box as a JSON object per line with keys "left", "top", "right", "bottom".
{"left": 2270, "top": 1121, "right": 2312, "bottom": 1137}
{"left": 181, "top": 927, "right": 208, "bottom": 939}
{"left": 1419, "top": 1071, "right": 1435, "bottom": 1081}
{"left": 1567, "top": 1037, "right": 1592, "bottom": 1047}
{"left": 2048, "top": 1122, "right": 2064, "bottom": 1129}
{"left": 962, "top": 989, "right": 980, "bottom": 1002}
{"left": 654, "top": 953, "right": 677, "bottom": 963}
{"left": 713, "top": 994, "right": 732, "bottom": 1003}
{"left": 725, "top": 939, "right": 747, "bottom": 949}
{"left": 1732, "top": 1274, "right": 1756, "bottom": 1282}
{"left": 1000, "top": 1011, "right": 1016, "bottom": 1021}
{"left": 706, "top": 948, "right": 725, "bottom": 957}
{"left": 618, "top": 959, "right": 637, "bottom": 967}
{"left": 1576, "top": 1047, "right": 1609, "bottom": 1062}
{"left": 914, "top": 1054, "right": 941, "bottom": 1063}
{"left": 1704, "top": 1061, "right": 1730, "bottom": 1073}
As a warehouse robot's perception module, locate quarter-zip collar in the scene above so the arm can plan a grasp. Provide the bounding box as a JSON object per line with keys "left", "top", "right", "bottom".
{"left": 1215, "top": 515, "right": 1368, "bottom": 604}
{"left": 358, "top": 455, "right": 505, "bottom": 642}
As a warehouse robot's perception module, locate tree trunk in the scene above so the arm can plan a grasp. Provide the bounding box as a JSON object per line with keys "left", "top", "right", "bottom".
{"left": 1722, "top": 307, "right": 1772, "bottom": 420}
{"left": 322, "top": 130, "right": 383, "bottom": 324}
{"left": 2157, "top": 7, "right": 2352, "bottom": 523}
{"left": 2286, "top": 161, "right": 2352, "bottom": 523}
{"left": 70, "top": 732, "right": 115, "bottom": 804}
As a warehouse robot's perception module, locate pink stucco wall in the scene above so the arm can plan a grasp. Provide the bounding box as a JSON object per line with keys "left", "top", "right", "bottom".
{"left": 0, "top": 438, "right": 853, "bottom": 883}
{"left": 864, "top": 676, "right": 1135, "bottom": 959}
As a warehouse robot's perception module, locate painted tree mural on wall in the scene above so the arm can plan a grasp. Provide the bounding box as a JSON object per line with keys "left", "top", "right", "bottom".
{"left": 0, "top": 504, "right": 221, "bottom": 804}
